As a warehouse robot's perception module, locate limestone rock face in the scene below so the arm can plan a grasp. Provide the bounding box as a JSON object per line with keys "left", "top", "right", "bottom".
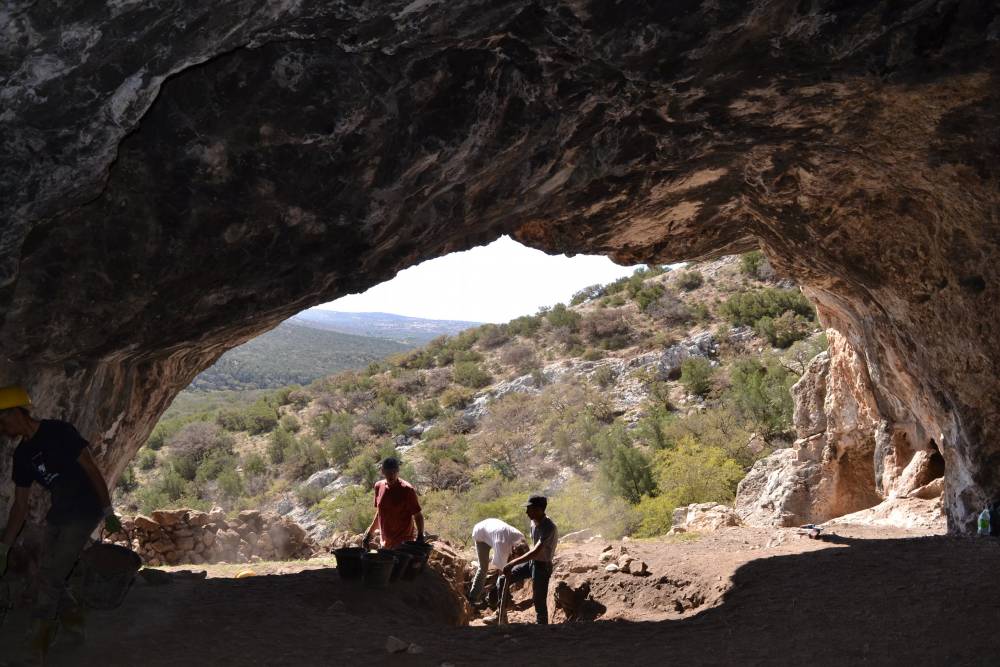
{"left": 736, "top": 331, "right": 878, "bottom": 525}
{"left": 736, "top": 330, "right": 945, "bottom": 526}
{"left": 792, "top": 353, "right": 830, "bottom": 439}
{"left": 670, "top": 503, "right": 740, "bottom": 533}
{"left": 1, "top": 2, "right": 999, "bottom": 533}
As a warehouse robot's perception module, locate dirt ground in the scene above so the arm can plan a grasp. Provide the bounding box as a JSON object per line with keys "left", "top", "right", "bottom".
{"left": 3, "top": 525, "right": 999, "bottom": 666}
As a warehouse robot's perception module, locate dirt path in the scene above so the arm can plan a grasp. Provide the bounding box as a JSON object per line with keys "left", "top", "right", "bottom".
{"left": 3, "top": 527, "right": 999, "bottom": 666}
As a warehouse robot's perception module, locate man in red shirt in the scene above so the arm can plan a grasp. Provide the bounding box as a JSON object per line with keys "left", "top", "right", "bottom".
{"left": 362, "top": 457, "right": 424, "bottom": 549}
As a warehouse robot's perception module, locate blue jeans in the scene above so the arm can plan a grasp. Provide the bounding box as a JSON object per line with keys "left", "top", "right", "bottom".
{"left": 498, "top": 560, "right": 552, "bottom": 624}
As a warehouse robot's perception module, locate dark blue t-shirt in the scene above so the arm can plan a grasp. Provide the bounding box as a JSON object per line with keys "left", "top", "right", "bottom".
{"left": 12, "top": 420, "right": 103, "bottom": 524}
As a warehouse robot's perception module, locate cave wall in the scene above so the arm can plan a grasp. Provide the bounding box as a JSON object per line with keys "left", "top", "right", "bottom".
{"left": 1, "top": 1, "right": 998, "bottom": 532}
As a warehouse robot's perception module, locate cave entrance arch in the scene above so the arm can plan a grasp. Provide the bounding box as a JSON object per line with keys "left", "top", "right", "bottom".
{"left": 1, "top": 2, "right": 997, "bottom": 534}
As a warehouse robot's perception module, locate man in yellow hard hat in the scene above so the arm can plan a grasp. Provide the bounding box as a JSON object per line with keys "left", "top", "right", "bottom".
{"left": 0, "top": 385, "right": 122, "bottom": 658}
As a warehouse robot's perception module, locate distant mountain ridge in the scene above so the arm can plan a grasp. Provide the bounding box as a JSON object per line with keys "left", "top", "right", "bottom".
{"left": 189, "top": 321, "right": 411, "bottom": 391}
{"left": 291, "top": 309, "right": 482, "bottom": 344}
{"left": 189, "top": 311, "right": 483, "bottom": 391}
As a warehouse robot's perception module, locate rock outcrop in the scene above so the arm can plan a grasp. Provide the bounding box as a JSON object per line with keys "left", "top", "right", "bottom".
{"left": 670, "top": 503, "right": 741, "bottom": 533}
{"left": 736, "top": 330, "right": 946, "bottom": 526}
{"left": 1, "top": 2, "right": 998, "bottom": 533}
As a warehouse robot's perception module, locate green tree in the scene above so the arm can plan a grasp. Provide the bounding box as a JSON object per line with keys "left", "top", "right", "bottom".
{"left": 453, "top": 361, "right": 493, "bottom": 389}
{"left": 598, "top": 424, "right": 657, "bottom": 504}
{"left": 727, "top": 357, "right": 796, "bottom": 437}
{"left": 676, "top": 270, "right": 704, "bottom": 291}
{"left": 653, "top": 436, "right": 744, "bottom": 506}
{"left": 546, "top": 303, "right": 581, "bottom": 331}
{"left": 680, "top": 357, "right": 714, "bottom": 396}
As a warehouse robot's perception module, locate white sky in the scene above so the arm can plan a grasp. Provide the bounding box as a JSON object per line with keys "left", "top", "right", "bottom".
{"left": 319, "top": 236, "right": 643, "bottom": 323}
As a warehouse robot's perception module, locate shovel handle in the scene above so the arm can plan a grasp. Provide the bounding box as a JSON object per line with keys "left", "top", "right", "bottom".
{"left": 497, "top": 576, "right": 508, "bottom": 626}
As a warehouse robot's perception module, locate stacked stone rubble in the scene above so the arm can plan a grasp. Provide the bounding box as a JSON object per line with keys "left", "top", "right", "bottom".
{"left": 109, "top": 508, "right": 316, "bottom": 567}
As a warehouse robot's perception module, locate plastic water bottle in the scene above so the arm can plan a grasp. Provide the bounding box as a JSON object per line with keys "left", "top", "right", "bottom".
{"left": 978, "top": 508, "right": 991, "bottom": 536}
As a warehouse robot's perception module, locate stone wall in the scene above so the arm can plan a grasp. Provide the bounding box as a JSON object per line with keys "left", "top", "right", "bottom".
{"left": 110, "top": 509, "right": 316, "bottom": 567}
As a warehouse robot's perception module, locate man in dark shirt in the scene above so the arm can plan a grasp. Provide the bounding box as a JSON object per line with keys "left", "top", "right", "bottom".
{"left": 0, "top": 385, "right": 122, "bottom": 657}
{"left": 496, "top": 494, "right": 559, "bottom": 625}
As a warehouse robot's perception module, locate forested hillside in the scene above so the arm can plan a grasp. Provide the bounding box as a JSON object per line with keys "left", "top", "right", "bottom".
{"left": 189, "top": 321, "right": 411, "bottom": 391}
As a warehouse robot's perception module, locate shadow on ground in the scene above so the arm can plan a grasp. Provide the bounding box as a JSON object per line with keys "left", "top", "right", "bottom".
{"left": 2, "top": 535, "right": 998, "bottom": 666}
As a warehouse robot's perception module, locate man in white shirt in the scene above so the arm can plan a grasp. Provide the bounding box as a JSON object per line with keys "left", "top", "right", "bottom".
{"left": 468, "top": 518, "right": 525, "bottom": 604}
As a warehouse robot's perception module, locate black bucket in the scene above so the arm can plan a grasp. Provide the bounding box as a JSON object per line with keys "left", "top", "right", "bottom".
{"left": 361, "top": 552, "right": 396, "bottom": 589}
{"left": 334, "top": 547, "right": 365, "bottom": 580}
{"left": 378, "top": 549, "right": 411, "bottom": 582}
{"left": 387, "top": 550, "right": 412, "bottom": 582}
{"left": 396, "top": 541, "right": 432, "bottom": 580}
{"left": 79, "top": 543, "right": 143, "bottom": 610}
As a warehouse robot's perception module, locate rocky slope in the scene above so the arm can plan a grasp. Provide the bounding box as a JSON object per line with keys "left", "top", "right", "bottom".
{"left": 1, "top": 1, "right": 998, "bottom": 534}
{"left": 122, "top": 256, "right": 948, "bottom": 545}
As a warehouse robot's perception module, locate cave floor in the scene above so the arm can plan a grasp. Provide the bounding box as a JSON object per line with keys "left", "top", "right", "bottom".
{"left": 2, "top": 526, "right": 998, "bottom": 666}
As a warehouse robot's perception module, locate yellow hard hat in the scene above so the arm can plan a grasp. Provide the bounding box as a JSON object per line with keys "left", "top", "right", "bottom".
{"left": 0, "top": 386, "right": 32, "bottom": 411}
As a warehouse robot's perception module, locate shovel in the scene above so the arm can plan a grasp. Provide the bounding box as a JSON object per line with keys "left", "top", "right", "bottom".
{"left": 496, "top": 576, "right": 508, "bottom": 627}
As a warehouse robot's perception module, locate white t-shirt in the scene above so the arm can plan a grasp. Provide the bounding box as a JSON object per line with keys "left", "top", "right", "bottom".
{"left": 472, "top": 518, "right": 525, "bottom": 568}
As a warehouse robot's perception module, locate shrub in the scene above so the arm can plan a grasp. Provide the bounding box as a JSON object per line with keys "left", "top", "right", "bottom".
{"left": 323, "top": 413, "right": 359, "bottom": 466}
{"left": 581, "top": 348, "right": 605, "bottom": 361}
{"left": 676, "top": 270, "right": 704, "bottom": 291}
{"left": 138, "top": 448, "right": 157, "bottom": 471}
{"left": 740, "top": 250, "right": 764, "bottom": 278}
{"left": 243, "top": 452, "right": 268, "bottom": 476}
{"left": 689, "top": 302, "right": 711, "bottom": 323}
{"left": 419, "top": 435, "right": 472, "bottom": 491}
{"left": 720, "top": 288, "right": 815, "bottom": 327}
{"left": 476, "top": 324, "right": 510, "bottom": 350}
{"left": 417, "top": 399, "right": 442, "bottom": 421}
{"left": 580, "top": 309, "right": 631, "bottom": 350}
{"left": 453, "top": 361, "right": 493, "bottom": 389}
{"left": 146, "top": 418, "right": 192, "bottom": 451}
{"left": 597, "top": 425, "right": 657, "bottom": 504}
{"left": 680, "top": 357, "right": 715, "bottom": 397}
{"left": 548, "top": 478, "right": 637, "bottom": 539}
{"left": 593, "top": 365, "right": 616, "bottom": 388}
{"left": 740, "top": 250, "right": 775, "bottom": 281}
{"left": 570, "top": 284, "right": 604, "bottom": 306}
{"left": 440, "top": 386, "right": 475, "bottom": 409}
{"left": 284, "top": 436, "right": 329, "bottom": 479}
{"left": 116, "top": 465, "right": 138, "bottom": 494}
{"left": 297, "top": 483, "right": 326, "bottom": 507}
{"left": 633, "top": 493, "right": 676, "bottom": 538}
{"left": 782, "top": 333, "right": 829, "bottom": 375}
{"left": 165, "top": 422, "right": 234, "bottom": 481}
{"left": 633, "top": 283, "right": 665, "bottom": 312}
{"left": 280, "top": 414, "right": 301, "bottom": 432}
{"left": 545, "top": 303, "right": 581, "bottom": 331}
{"left": 506, "top": 314, "right": 543, "bottom": 338}
{"left": 727, "top": 357, "right": 796, "bottom": 437}
{"left": 755, "top": 311, "right": 812, "bottom": 348}
{"left": 268, "top": 427, "right": 296, "bottom": 465}
{"left": 646, "top": 291, "right": 691, "bottom": 325}
{"left": 500, "top": 343, "right": 537, "bottom": 374}
{"left": 216, "top": 399, "right": 279, "bottom": 435}
{"left": 473, "top": 393, "right": 539, "bottom": 478}
{"left": 318, "top": 485, "right": 374, "bottom": 534}
{"left": 653, "top": 436, "right": 744, "bottom": 506}
{"left": 216, "top": 468, "right": 244, "bottom": 500}
{"left": 194, "top": 449, "right": 239, "bottom": 483}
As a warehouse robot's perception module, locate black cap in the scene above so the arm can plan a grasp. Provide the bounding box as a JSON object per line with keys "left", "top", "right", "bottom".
{"left": 381, "top": 457, "right": 400, "bottom": 471}
{"left": 524, "top": 494, "right": 547, "bottom": 510}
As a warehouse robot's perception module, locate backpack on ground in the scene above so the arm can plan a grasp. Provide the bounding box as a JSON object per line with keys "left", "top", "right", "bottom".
{"left": 990, "top": 500, "right": 1000, "bottom": 537}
